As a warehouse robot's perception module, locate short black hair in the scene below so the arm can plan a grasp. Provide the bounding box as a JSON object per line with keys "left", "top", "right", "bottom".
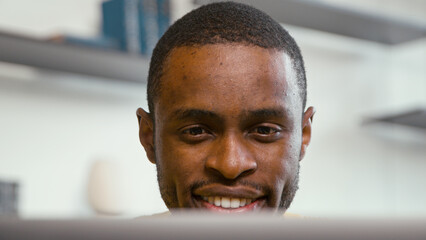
{"left": 147, "top": 1, "right": 307, "bottom": 115}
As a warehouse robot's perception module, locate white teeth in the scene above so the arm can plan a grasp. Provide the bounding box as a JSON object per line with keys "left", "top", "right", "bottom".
{"left": 214, "top": 196, "right": 221, "bottom": 207}
{"left": 221, "top": 197, "right": 231, "bottom": 208}
{"left": 230, "top": 198, "right": 240, "bottom": 208}
{"left": 202, "top": 196, "right": 254, "bottom": 208}
{"left": 239, "top": 198, "right": 246, "bottom": 207}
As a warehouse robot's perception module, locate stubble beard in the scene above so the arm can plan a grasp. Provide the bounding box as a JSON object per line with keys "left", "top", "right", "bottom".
{"left": 155, "top": 155, "right": 300, "bottom": 213}
{"left": 278, "top": 163, "right": 300, "bottom": 214}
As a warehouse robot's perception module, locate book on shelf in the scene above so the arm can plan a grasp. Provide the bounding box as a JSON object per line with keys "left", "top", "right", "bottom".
{"left": 139, "top": 0, "right": 158, "bottom": 56}
{"left": 102, "top": 0, "right": 170, "bottom": 55}
{"left": 156, "top": 0, "right": 171, "bottom": 39}
{"left": 0, "top": 180, "right": 19, "bottom": 217}
{"left": 102, "top": 0, "right": 141, "bottom": 54}
{"left": 53, "top": 0, "right": 171, "bottom": 56}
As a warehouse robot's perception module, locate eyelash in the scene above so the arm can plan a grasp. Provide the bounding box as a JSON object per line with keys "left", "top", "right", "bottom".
{"left": 182, "top": 126, "right": 209, "bottom": 136}
{"left": 180, "top": 124, "right": 282, "bottom": 144}
{"left": 248, "top": 125, "right": 283, "bottom": 143}
{"left": 251, "top": 126, "right": 280, "bottom": 135}
{"left": 180, "top": 125, "right": 213, "bottom": 143}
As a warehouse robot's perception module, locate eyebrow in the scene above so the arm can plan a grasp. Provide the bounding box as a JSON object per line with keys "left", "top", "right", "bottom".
{"left": 169, "top": 107, "right": 289, "bottom": 124}
{"left": 170, "top": 108, "right": 224, "bottom": 122}
{"left": 240, "top": 108, "right": 291, "bottom": 128}
{"left": 245, "top": 108, "right": 287, "bottom": 119}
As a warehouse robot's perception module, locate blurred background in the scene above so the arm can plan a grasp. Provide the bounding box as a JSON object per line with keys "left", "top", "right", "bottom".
{"left": 0, "top": 0, "right": 425, "bottom": 219}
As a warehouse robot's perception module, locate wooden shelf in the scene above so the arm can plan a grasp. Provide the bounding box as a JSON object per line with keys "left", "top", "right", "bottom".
{"left": 0, "top": 32, "right": 149, "bottom": 83}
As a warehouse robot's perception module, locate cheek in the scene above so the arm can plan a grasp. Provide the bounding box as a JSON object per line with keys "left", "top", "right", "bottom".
{"left": 285, "top": 133, "right": 303, "bottom": 172}
{"left": 156, "top": 134, "right": 208, "bottom": 183}
{"left": 255, "top": 137, "right": 301, "bottom": 182}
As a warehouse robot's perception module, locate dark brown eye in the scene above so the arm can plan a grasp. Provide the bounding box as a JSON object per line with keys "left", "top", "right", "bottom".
{"left": 248, "top": 124, "right": 283, "bottom": 143}
{"left": 256, "top": 126, "right": 275, "bottom": 135}
{"left": 180, "top": 125, "right": 213, "bottom": 143}
{"left": 186, "top": 127, "right": 205, "bottom": 135}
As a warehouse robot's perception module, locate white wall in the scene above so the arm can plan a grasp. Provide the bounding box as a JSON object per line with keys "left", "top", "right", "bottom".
{"left": 0, "top": 0, "right": 425, "bottom": 218}
{"left": 0, "top": 0, "right": 103, "bottom": 38}
{"left": 0, "top": 65, "right": 167, "bottom": 218}
{"left": 286, "top": 26, "right": 426, "bottom": 217}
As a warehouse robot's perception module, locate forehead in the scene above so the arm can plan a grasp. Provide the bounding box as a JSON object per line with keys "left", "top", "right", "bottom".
{"left": 156, "top": 44, "right": 302, "bottom": 118}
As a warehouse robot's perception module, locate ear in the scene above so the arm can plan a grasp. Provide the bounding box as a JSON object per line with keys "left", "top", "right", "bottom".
{"left": 299, "top": 106, "right": 315, "bottom": 161}
{"left": 136, "top": 108, "right": 156, "bottom": 164}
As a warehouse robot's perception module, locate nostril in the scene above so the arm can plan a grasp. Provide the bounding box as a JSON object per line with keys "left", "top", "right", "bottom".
{"left": 205, "top": 156, "right": 257, "bottom": 180}
{"left": 205, "top": 135, "right": 257, "bottom": 180}
{"left": 238, "top": 167, "right": 256, "bottom": 178}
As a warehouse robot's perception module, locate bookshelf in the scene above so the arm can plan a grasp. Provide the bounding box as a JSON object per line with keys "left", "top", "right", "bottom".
{"left": 0, "top": 31, "right": 150, "bottom": 83}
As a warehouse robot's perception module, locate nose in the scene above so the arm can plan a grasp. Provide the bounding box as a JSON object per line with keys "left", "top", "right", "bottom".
{"left": 205, "top": 133, "right": 257, "bottom": 180}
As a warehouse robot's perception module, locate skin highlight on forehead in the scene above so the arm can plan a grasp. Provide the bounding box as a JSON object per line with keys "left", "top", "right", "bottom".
{"left": 156, "top": 44, "right": 302, "bottom": 120}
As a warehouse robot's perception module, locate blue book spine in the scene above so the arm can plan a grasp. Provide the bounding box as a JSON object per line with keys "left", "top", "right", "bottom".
{"left": 102, "top": 0, "right": 126, "bottom": 51}
{"left": 156, "top": 0, "right": 170, "bottom": 38}
{"left": 139, "top": 0, "right": 159, "bottom": 56}
{"left": 102, "top": 0, "right": 141, "bottom": 53}
{"left": 123, "top": 0, "right": 141, "bottom": 53}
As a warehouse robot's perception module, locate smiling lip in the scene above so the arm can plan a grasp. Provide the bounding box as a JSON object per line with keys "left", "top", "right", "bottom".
{"left": 192, "top": 184, "right": 266, "bottom": 213}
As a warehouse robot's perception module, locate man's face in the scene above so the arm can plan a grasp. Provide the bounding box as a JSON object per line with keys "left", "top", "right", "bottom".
{"left": 138, "top": 44, "right": 313, "bottom": 214}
